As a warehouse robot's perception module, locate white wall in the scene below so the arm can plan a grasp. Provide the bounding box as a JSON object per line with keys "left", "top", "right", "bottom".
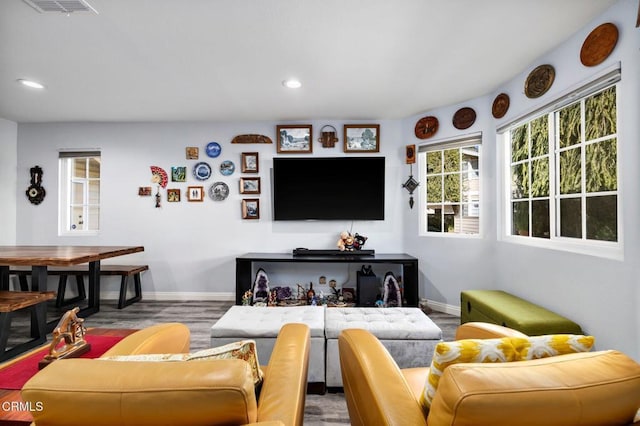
{"left": 404, "top": 0, "right": 640, "bottom": 360}
{"left": 15, "top": 119, "right": 406, "bottom": 299}
{"left": 0, "top": 118, "right": 17, "bottom": 244}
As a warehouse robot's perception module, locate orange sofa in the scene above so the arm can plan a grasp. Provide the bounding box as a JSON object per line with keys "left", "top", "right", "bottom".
{"left": 22, "top": 322, "right": 310, "bottom": 426}
{"left": 339, "top": 322, "right": 640, "bottom": 426}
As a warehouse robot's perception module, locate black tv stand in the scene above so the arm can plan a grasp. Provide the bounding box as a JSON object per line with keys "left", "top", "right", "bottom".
{"left": 235, "top": 252, "right": 418, "bottom": 307}
{"left": 292, "top": 249, "right": 375, "bottom": 256}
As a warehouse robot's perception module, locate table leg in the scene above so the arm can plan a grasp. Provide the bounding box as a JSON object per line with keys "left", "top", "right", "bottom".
{"left": 0, "top": 266, "right": 9, "bottom": 291}
{"left": 30, "top": 266, "right": 48, "bottom": 336}
{"left": 84, "top": 260, "right": 100, "bottom": 316}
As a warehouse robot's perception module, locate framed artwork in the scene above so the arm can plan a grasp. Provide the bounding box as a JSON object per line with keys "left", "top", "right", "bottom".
{"left": 138, "top": 187, "right": 152, "bottom": 196}
{"left": 241, "top": 199, "right": 260, "bottom": 219}
{"left": 241, "top": 152, "right": 259, "bottom": 173}
{"left": 344, "top": 124, "right": 380, "bottom": 153}
{"left": 406, "top": 144, "right": 416, "bottom": 164}
{"left": 171, "top": 166, "right": 186, "bottom": 182}
{"left": 186, "top": 147, "right": 199, "bottom": 160}
{"left": 342, "top": 287, "right": 356, "bottom": 303}
{"left": 240, "top": 177, "right": 261, "bottom": 194}
{"left": 187, "top": 186, "right": 204, "bottom": 202}
{"left": 167, "top": 188, "right": 181, "bottom": 202}
{"left": 276, "top": 124, "right": 313, "bottom": 154}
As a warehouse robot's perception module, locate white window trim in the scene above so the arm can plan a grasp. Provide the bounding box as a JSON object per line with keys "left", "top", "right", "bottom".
{"left": 58, "top": 150, "right": 101, "bottom": 237}
{"left": 418, "top": 132, "right": 483, "bottom": 239}
{"left": 496, "top": 66, "right": 623, "bottom": 261}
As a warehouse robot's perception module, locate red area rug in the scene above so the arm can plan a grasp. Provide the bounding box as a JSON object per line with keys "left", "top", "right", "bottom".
{"left": 0, "top": 335, "right": 124, "bottom": 390}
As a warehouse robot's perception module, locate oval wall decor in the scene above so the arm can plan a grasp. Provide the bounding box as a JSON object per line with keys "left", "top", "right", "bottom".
{"left": 524, "top": 64, "right": 555, "bottom": 99}
{"left": 452, "top": 107, "right": 476, "bottom": 130}
{"left": 414, "top": 116, "right": 439, "bottom": 139}
{"left": 580, "top": 22, "right": 618, "bottom": 67}
{"left": 492, "top": 93, "right": 510, "bottom": 119}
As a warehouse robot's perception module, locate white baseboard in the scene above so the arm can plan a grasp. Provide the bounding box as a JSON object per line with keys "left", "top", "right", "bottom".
{"left": 422, "top": 299, "right": 461, "bottom": 317}
{"left": 99, "top": 291, "right": 235, "bottom": 302}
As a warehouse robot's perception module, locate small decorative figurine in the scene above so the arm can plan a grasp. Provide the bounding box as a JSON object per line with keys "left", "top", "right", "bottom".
{"left": 383, "top": 272, "right": 402, "bottom": 307}
{"left": 242, "top": 290, "right": 253, "bottom": 306}
{"left": 39, "top": 307, "right": 90, "bottom": 369}
{"left": 252, "top": 268, "right": 270, "bottom": 303}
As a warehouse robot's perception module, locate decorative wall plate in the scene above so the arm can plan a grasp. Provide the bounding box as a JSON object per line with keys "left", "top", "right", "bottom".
{"left": 206, "top": 142, "right": 222, "bottom": 158}
{"left": 193, "top": 162, "right": 212, "bottom": 181}
{"left": 492, "top": 93, "right": 510, "bottom": 119}
{"left": 414, "top": 116, "right": 439, "bottom": 139}
{"left": 524, "top": 64, "right": 555, "bottom": 99}
{"left": 452, "top": 107, "right": 476, "bottom": 130}
{"left": 219, "top": 160, "right": 235, "bottom": 176}
{"left": 580, "top": 22, "right": 618, "bottom": 67}
{"left": 209, "top": 182, "right": 230, "bottom": 201}
{"left": 231, "top": 134, "right": 273, "bottom": 144}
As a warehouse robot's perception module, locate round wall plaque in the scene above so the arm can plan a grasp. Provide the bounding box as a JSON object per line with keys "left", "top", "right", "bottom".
{"left": 414, "top": 116, "right": 439, "bottom": 139}
{"left": 492, "top": 93, "right": 510, "bottom": 119}
{"left": 452, "top": 107, "right": 476, "bottom": 130}
{"left": 524, "top": 64, "right": 555, "bottom": 99}
{"left": 580, "top": 22, "right": 618, "bottom": 67}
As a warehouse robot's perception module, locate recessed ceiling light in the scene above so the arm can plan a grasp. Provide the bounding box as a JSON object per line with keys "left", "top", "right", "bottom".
{"left": 282, "top": 79, "right": 302, "bottom": 89}
{"left": 17, "top": 79, "right": 45, "bottom": 89}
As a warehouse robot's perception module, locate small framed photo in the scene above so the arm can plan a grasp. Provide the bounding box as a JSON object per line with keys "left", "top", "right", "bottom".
{"left": 342, "top": 287, "right": 356, "bottom": 303}
{"left": 242, "top": 199, "right": 260, "bottom": 219}
{"left": 187, "top": 186, "right": 204, "bottom": 202}
{"left": 186, "top": 147, "right": 199, "bottom": 160}
{"left": 344, "top": 124, "right": 380, "bottom": 153}
{"left": 167, "top": 188, "right": 181, "bottom": 202}
{"left": 277, "top": 125, "right": 313, "bottom": 154}
{"left": 240, "top": 177, "right": 261, "bottom": 194}
{"left": 138, "top": 186, "right": 152, "bottom": 196}
{"left": 171, "top": 166, "right": 186, "bottom": 182}
{"left": 241, "top": 152, "right": 259, "bottom": 173}
{"left": 406, "top": 144, "right": 416, "bottom": 164}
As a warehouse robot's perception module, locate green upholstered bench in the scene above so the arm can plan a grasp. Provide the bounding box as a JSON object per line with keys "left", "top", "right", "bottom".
{"left": 460, "top": 290, "right": 583, "bottom": 336}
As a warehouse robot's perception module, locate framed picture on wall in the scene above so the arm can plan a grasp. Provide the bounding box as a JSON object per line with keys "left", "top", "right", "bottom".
{"left": 186, "top": 147, "right": 199, "bottom": 160}
{"left": 276, "top": 125, "right": 313, "bottom": 153}
{"left": 171, "top": 166, "right": 187, "bottom": 182}
{"left": 240, "top": 177, "right": 261, "bottom": 194}
{"left": 344, "top": 124, "right": 380, "bottom": 153}
{"left": 242, "top": 199, "right": 260, "bottom": 219}
{"left": 167, "top": 188, "right": 181, "bottom": 202}
{"left": 241, "top": 152, "right": 259, "bottom": 173}
{"left": 187, "top": 186, "right": 204, "bottom": 202}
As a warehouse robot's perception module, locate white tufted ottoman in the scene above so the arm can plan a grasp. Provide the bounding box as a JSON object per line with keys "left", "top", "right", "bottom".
{"left": 210, "top": 305, "right": 326, "bottom": 388}
{"left": 325, "top": 307, "right": 442, "bottom": 387}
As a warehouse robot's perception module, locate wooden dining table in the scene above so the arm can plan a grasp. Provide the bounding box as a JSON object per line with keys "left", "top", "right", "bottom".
{"left": 0, "top": 246, "right": 144, "bottom": 325}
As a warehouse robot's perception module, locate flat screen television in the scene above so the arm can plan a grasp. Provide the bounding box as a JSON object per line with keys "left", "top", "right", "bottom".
{"left": 272, "top": 157, "right": 385, "bottom": 221}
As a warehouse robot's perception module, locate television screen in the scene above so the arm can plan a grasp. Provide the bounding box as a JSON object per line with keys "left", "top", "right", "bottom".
{"left": 272, "top": 157, "right": 385, "bottom": 221}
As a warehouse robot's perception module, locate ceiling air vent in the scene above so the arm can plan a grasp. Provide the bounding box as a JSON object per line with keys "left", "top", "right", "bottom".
{"left": 22, "top": 0, "right": 98, "bottom": 14}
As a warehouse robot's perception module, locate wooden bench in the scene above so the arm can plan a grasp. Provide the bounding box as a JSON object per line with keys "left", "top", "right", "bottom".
{"left": 0, "top": 290, "right": 55, "bottom": 361}
{"left": 460, "top": 290, "right": 583, "bottom": 336}
{"left": 10, "top": 265, "right": 148, "bottom": 309}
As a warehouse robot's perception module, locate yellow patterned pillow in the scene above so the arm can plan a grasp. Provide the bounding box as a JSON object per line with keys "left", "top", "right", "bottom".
{"left": 419, "top": 334, "right": 595, "bottom": 412}
{"left": 420, "top": 337, "right": 519, "bottom": 410}
{"left": 186, "top": 340, "right": 264, "bottom": 386}
{"left": 512, "top": 334, "right": 595, "bottom": 360}
{"left": 100, "top": 340, "right": 264, "bottom": 386}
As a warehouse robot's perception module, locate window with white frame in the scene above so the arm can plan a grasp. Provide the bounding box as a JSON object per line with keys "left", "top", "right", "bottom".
{"left": 420, "top": 134, "right": 481, "bottom": 235}
{"left": 504, "top": 79, "right": 619, "bottom": 246}
{"left": 59, "top": 151, "right": 101, "bottom": 234}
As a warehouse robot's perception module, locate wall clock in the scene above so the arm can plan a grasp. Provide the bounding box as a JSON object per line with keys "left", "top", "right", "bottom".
{"left": 26, "top": 165, "right": 46, "bottom": 205}
{"left": 414, "top": 116, "right": 439, "bottom": 139}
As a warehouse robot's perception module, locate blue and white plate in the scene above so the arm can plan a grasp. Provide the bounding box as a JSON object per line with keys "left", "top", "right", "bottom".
{"left": 219, "top": 160, "right": 235, "bottom": 176}
{"left": 206, "top": 142, "right": 222, "bottom": 158}
{"left": 193, "top": 162, "right": 212, "bottom": 181}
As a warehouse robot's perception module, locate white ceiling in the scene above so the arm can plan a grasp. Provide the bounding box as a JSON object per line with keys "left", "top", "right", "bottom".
{"left": 0, "top": 0, "right": 619, "bottom": 123}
